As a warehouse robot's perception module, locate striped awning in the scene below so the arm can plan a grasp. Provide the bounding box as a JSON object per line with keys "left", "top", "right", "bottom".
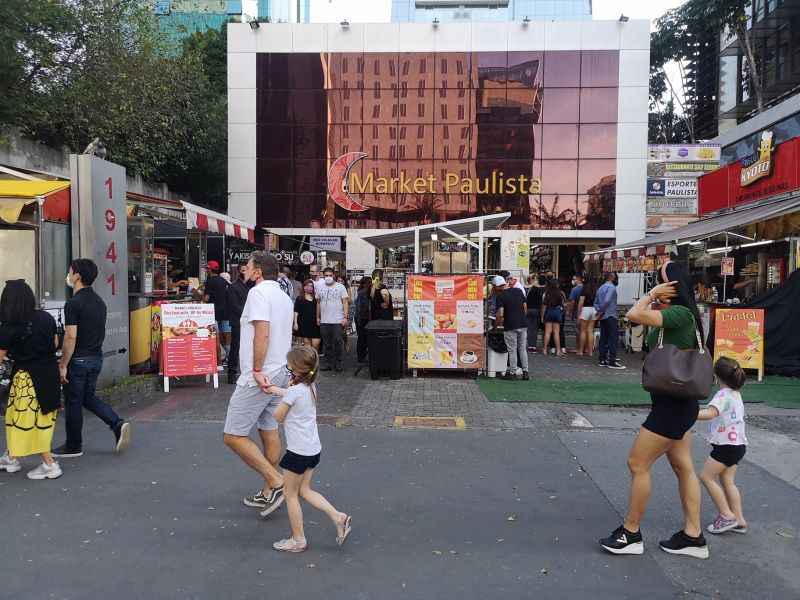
{"left": 180, "top": 201, "right": 254, "bottom": 242}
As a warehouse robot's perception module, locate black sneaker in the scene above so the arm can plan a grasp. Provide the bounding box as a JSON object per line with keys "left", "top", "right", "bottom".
{"left": 502, "top": 371, "right": 517, "bottom": 381}
{"left": 243, "top": 489, "right": 270, "bottom": 508}
{"left": 114, "top": 421, "right": 131, "bottom": 453}
{"left": 521, "top": 371, "right": 530, "bottom": 381}
{"left": 599, "top": 525, "right": 644, "bottom": 555}
{"left": 597, "top": 359, "right": 608, "bottom": 367}
{"left": 52, "top": 444, "right": 83, "bottom": 458}
{"left": 607, "top": 359, "right": 627, "bottom": 370}
{"left": 659, "top": 530, "right": 709, "bottom": 559}
{"left": 259, "top": 486, "right": 286, "bottom": 518}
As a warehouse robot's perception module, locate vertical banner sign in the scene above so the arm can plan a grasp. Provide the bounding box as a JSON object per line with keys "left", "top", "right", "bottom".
{"left": 70, "top": 155, "right": 129, "bottom": 385}
{"left": 713, "top": 308, "right": 765, "bottom": 381}
{"left": 721, "top": 257, "right": 735, "bottom": 277}
{"left": 406, "top": 275, "right": 485, "bottom": 370}
{"left": 160, "top": 303, "right": 218, "bottom": 377}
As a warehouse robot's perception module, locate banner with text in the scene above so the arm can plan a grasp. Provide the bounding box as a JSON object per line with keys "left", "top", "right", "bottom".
{"left": 160, "top": 303, "right": 218, "bottom": 377}
{"left": 713, "top": 308, "right": 765, "bottom": 381}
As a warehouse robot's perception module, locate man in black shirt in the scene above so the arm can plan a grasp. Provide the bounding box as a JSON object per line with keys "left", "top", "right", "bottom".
{"left": 496, "top": 277, "right": 529, "bottom": 381}
{"left": 203, "top": 260, "right": 229, "bottom": 367}
{"left": 54, "top": 259, "right": 131, "bottom": 458}
{"left": 225, "top": 262, "right": 252, "bottom": 384}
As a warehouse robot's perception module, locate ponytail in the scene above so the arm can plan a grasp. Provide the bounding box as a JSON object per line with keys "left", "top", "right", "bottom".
{"left": 714, "top": 356, "right": 746, "bottom": 390}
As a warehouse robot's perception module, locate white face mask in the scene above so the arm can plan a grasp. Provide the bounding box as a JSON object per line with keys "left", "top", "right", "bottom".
{"left": 324, "top": 276, "right": 334, "bottom": 285}
{"left": 65, "top": 274, "right": 74, "bottom": 289}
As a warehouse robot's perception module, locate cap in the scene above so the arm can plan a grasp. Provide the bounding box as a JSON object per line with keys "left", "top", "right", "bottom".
{"left": 207, "top": 260, "right": 220, "bottom": 272}
{"left": 492, "top": 275, "right": 506, "bottom": 287}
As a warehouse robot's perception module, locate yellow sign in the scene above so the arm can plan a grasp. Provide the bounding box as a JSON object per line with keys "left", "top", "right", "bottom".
{"left": 740, "top": 131, "right": 774, "bottom": 187}
{"left": 517, "top": 241, "right": 529, "bottom": 269}
{"left": 713, "top": 308, "right": 765, "bottom": 381}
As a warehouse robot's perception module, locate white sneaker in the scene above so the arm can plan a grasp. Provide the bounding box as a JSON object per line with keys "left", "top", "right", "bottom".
{"left": 0, "top": 452, "right": 21, "bottom": 473}
{"left": 26, "top": 461, "right": 62, "bottom": 480}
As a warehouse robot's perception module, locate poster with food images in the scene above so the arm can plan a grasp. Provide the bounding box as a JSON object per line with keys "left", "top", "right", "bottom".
{"left": 407, "top": 275, "right": 485, "bottom": 370}
{"left": 160, "top": 303, "right": 218, "bottom": 377}
{"left": 713, "top": 308, "right": 764, "bottom": 381}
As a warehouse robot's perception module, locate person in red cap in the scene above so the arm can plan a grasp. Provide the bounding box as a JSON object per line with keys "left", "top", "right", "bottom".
{"left": 203, "top": 260, "right": 230, "bottom": 369}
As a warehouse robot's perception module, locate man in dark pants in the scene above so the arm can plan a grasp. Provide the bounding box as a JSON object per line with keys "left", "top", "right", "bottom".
{"left": 594, "top": 272, "right": 626, "bottom": 370}
{"left": 54, "top": 259, "right": 131, "bottom": 457}
{"left": 316, "top": 267, "right": 349, "bottom": 372}
{"left": 226, "top": 262, "right": 251, "bottom": 384}
{"left": 203, "top": 260, "right": 229, "bottom": 367}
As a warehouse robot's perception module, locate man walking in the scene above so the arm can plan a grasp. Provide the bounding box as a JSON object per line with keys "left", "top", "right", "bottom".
{"left": 316, "top": 267, "right": 349, "bottom": 372}
{"left": 595, "top": 272, "right": 626, "bottom": 369}
{"left": 203, "top": 260, "right": 229, "bottom": 368}
{"left": 223, "top": 252, "right": 293, "bottom": 515}
{"left": 54, "top": 259, "right": 131, "bottom": 457}
{"left": 225, "top": 262, "right": 251, "bottom": 385}
{"left": 496, "top": 275, "right": 530, "bottom": 381}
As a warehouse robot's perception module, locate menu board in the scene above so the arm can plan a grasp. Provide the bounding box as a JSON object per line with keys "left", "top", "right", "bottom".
{"left": 713, "top": 308, "right": 764, "bottom": 381}
{"left": 407, "top": 275, "right": 485, "bottom": 370}
{"left": 161, "top": 303, "right": 218, "bottom": 378}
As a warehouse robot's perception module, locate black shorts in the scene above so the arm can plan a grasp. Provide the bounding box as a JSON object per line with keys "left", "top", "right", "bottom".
{"left": 710, "top": 444, "right": 746, "bottom": 467}
{"left": 279, "top": 450, "right": 321, "bottom": 475}
{"left": 642, "top": 394, "right": 699, "bottom": 441}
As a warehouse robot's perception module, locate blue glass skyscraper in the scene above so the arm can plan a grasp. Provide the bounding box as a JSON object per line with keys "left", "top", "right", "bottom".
{"left": 391, "top": 0, "right": 592, "bottom": 22}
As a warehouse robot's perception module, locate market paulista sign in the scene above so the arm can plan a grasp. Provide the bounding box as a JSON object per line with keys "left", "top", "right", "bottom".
{"left": 740, "top": 131, "right": 774, "bottom": 187}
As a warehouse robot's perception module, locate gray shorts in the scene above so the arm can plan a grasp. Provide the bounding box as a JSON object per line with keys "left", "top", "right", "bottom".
{"left": 223, "top": 369, "right": 290, "bottom": 435}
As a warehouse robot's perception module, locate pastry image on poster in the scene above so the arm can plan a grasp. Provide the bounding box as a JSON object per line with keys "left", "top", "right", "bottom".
{"left": 457, "top": 300, "right": 482, "bottom": 334}
{"left": 435, "top": 278, "right": 455, "bottom": 299}
{"left": 457, "top": 334, "right": 485, "bottom": 368}
{"left": 434, "top": 333, "right": 458, "bottom": 368}
{"left": 408, "top": 333, "right": 435, "bottom": 368}
{"left": 408, "top": 300, "right": 435, "bottom": 335}
{"left": 434, "top": 300, "right": 457, "bottom": 332}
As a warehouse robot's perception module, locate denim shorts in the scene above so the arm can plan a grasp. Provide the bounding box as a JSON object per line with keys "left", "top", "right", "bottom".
{"left": 218, "top": 320, "right": 231, "bottom": 334}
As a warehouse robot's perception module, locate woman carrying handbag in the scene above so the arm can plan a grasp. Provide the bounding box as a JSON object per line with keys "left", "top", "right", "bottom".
{"left": 599, "top": 260, "right": 711, "bottom": 560}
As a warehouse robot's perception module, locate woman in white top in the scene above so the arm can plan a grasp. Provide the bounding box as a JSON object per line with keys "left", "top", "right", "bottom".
{"left": 264, "top": 346, "right": 352, "bottom": 552}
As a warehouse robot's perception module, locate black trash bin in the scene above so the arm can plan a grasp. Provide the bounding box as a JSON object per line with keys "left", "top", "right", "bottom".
{"left": 365, "top": 320, "right": 403, "bottom": 380}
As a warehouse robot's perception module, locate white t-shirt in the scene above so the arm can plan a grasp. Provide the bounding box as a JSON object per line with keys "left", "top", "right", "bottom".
{"left": 282, "top": 383, "right": 321, "bottom": 456}
{"left": 237, "top": 280, "right": 294, "bottom": 387}
{"left": 317, "top": 282, "right": 349, "bottom": 324}
{"left": 706, "top": 387, "right": 748, "bottom": 446}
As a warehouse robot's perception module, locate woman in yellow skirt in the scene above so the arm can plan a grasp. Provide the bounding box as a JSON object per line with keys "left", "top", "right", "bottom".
{"left": 0, "top": 280, "right": 62, "bottom": 479}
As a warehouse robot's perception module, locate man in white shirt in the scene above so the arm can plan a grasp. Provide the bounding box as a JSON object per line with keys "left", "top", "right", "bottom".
{"left": 223, "top": 251, "right": 294, "bottom": 516}
{"left": 316, "top": 267, "right": 349, "bottom": 372}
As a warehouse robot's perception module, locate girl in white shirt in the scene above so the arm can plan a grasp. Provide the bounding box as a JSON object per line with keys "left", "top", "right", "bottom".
{"left": 265, "top": 346, "right": 352, "bottom": 552}
{"left": 697, "top": 357, "right": 749, "bottom": 535}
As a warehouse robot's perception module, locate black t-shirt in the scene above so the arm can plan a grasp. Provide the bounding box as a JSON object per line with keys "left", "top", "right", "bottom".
{"left": 294, "top": 296, "right": 318, "bottom": 332}
{"left": 526, "top": 286, "right": 543, "bottom": 309}
{"left": 64, "top": 287, "right": 106, "bottom": 357}
{"left": 205, "top": 275, "right": 229, "bottom": 321}
{"left": 0, "top": 310, "right": 57, "bottom": 367}
{"left": 371, "top": 284, "right": 393, "bottom": 321}
{"left": 497, "top": 288, "right": 527, "bottom": 330}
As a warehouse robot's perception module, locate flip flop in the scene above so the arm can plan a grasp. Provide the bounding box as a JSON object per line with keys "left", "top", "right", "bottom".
{"left": 336, "top": 515, "right": 352, "bottom": 546}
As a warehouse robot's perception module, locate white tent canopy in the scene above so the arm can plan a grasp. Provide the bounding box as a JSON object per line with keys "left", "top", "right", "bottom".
{"left": 361, "top": 213, "right": 511, "bottom": 272}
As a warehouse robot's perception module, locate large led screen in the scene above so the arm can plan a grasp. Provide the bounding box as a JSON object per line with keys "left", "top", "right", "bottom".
{"left": 256, "top": 50, "right": 618, "bottom": 230}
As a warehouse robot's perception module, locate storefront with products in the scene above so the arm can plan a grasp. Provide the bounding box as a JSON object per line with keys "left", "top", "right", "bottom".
{"left": 227, "top": 20, "right": 651, "bottom": 286}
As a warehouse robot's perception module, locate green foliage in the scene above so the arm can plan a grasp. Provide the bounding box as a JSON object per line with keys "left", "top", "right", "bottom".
{"left": 649, "top": 99, "right": 691, "bottom": 144}
{"left": 0, "top": 0, "right": 228, "bottom": 211}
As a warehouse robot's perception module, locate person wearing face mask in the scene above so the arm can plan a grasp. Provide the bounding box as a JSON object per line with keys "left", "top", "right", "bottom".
{"left": 316, "top": 268, "right": 349, "bottom": 373}
{"left": 594, "top": 272, "right": 625, "bottom": 369}
{"left": 54, "top": 259, "right": 131, "bottom": 459}
{"left": 294, "top": 279, "right": 321, "bottom": 352}
{"left": 226, "top": 262, "right": 253, "bottom": 385}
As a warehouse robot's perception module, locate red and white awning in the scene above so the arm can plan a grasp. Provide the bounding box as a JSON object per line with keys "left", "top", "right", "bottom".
{"left": 181, "top": 201, "right": 254, "bottom": 242}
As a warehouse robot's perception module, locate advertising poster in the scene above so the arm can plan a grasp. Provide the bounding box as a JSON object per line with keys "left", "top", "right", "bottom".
{"left": 160, "top": 303, "right": 218, "bottom": 377}
{"left": 713, "top": 309, "right": 765, "bottom": 381}
{"left": 407, "top": 275, "right": 485, "bottom": 370}
{"left": 721, "top": 257, "right": 735, "bottom": 277}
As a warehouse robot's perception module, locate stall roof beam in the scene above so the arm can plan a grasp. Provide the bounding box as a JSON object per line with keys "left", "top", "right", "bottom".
{"left": 585, "top": 195, "right": 800, "bottom": 256}
{"left": 361, "top": 213, "right": 511, "bottom": 249}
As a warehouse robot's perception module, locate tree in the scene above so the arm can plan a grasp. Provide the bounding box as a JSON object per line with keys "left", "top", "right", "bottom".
{"left": 649, "top": 98, "right": 691, "bottom": 144}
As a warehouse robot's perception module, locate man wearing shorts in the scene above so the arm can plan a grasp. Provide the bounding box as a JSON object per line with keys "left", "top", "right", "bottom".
{"left": 223, "top": 251, "right": 294, "bottom": 516}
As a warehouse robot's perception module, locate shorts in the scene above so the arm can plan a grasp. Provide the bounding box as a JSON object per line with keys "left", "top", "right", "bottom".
{"left": 223, "top": 369, "right": 290, "bottom": 435}
{"left": 544, "top": 307, "right": 564, "bottom": 323}
{"left": 219, "top": 320, "right": 231, "bottom": 334}
{"left": 642, "top": 393, "right": 699, "bottom": 440}
{"left": 280, "top": 450, "right": 321, "bottom": 475}
{"left": 710, "top": 444, "right": 746, "bottom": 467}
{"left": 580, "top": 307, "right": 597, "bottom": 321}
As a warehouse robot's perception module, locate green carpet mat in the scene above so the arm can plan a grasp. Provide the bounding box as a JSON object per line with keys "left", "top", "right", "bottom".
{"left": 478, "top": 377, "right": 799, "bottom": 408}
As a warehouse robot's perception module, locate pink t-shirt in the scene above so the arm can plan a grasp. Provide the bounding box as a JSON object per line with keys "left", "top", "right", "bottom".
{"left": 706, "top": 388, "right": 748, "bottom": 446}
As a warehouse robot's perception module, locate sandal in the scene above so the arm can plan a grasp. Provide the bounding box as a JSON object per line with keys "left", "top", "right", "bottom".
{"left": 273, "top": 537, "right": 307, "bottom": 553}
{"left": 336, "top": 515, "right": 352, "bottom": 546}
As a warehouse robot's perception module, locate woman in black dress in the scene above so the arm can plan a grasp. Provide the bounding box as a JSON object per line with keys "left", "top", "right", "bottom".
{"left": 294, "top": 279, "right": 321, "bottom": 351}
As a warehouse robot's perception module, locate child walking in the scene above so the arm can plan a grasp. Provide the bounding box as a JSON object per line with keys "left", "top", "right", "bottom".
{"left": 264, "top": 346, "right": 352, "bottom": 552}
{"left": 697, "top": 357, "right": 749, "bottom": 535}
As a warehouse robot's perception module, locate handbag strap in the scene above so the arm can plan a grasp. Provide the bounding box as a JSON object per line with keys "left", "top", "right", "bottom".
{"left": 657, "top": 321, "right": 705, "bottom": 354}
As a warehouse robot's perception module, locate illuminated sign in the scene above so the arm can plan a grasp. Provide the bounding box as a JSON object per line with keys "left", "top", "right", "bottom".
{"left": 740, "top": 131, "right": 774, "bottom": 187}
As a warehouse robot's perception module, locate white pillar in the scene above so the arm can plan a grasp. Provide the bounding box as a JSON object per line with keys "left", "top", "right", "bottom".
{"left": 478, "top": 219, "right": 484, "bottom": 273}
{"left": 414, "top": 228, "right": 420, "bottom": 273}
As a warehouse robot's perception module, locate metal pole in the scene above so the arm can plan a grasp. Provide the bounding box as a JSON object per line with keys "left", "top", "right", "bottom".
{"left": 414, "top": 228, "right": 420, "bottom": 273}
{"left": 723, "top": 231, "right": 728, "bottom": 303}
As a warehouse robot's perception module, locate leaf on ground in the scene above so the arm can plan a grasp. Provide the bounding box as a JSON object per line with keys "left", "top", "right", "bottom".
{"left": 496, "top": 538, "right": 505, "bottom": 543}
{"left": 432, "top": 550, "right": 442, "bottom": 555}
{"left": 540, "top": 568, "right": 548, "bottom": 575}
{"left": 776, "top": 529, "right": 795, "bottom": 539}
{"left": 507, "top": 514, "right": 517, "bottom": 522}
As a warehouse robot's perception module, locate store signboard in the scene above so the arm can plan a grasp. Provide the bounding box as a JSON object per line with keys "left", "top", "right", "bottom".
{"left": 713, "top": 308, "right": 765, "bottom": 381}
{"left": 646, "top": 197, "right": 698, "bottom": 215}
{"left": 406, "top": 275, "right": 485, "bottom": 370}
{"left": 69, "top": 154, "right": 129, "bottom": 385}
{"left": 309, "top": 236, "right": 342, "bottom": 252}
{"left": 160, "top": 303, "right": 219, "bottom": 390}
{"left": 648, "top": 145, "right": 720, "bottom": 163}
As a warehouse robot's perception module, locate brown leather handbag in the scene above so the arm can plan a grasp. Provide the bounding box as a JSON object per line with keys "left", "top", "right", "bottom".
{"left": 642, "top": 326, "right": 713, "bottom": 401}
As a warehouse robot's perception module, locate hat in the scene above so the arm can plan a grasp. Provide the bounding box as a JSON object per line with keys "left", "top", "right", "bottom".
{"left": 207, "top": 260, "right": 220, "bottom": 272}
{"left": 492, "top": 275, "right": 507, "bottom": 287}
